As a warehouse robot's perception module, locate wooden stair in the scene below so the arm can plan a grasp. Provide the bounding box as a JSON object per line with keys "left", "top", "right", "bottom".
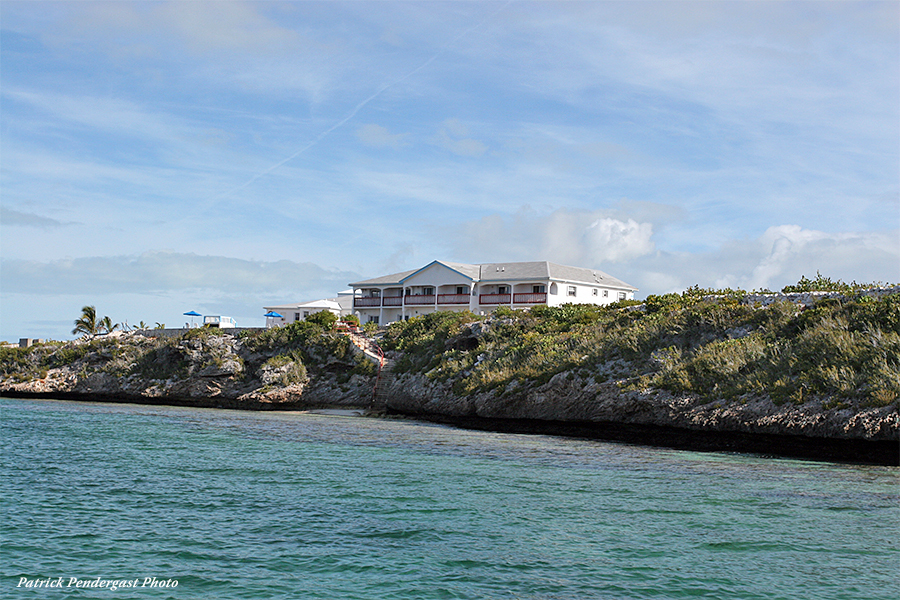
{"left": 372, "top": 359, "right": 395, "bottom": 410}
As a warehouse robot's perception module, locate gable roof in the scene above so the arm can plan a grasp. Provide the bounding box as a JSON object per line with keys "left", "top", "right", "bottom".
{"left": 399, "top": 260, "right": 480, "bottom": 283}
{"left": 351, "top": 260, "right": 637, "bottom": 291}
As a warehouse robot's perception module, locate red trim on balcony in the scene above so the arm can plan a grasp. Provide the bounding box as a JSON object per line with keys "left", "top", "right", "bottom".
{"left": 354, "top": 297, "right": 382, "bottom": 307}
{"left": 437, "top": 294, "right": 469, "bottom": 305}
{"left": 513, "top": 292, "right": 548, "bottom": 304}
{"left": 405, "top": 294, "right": 436, "bottom": 305}
{"left": 383, "top": 296, "right": 402, "bottom": 306}
{"left": 480, "top": 293, "right": 511, "bottom": 305}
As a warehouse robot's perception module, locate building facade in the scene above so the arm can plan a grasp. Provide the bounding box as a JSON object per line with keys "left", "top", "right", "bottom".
{"left": 349, "top": 260, "right": 638, "bottom": 324}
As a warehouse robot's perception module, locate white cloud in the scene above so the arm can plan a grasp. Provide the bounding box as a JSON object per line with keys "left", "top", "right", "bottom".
{"left": 356, "top": 124, "right": 408, "bottom": 149}
{"left": 446, "top": 207, "right": 656, "bottom": 267}
{"left": 432, "top": 119, "right": 488, "bottom": 157}
{"left": 621, "top": 226, "right": 900, "bottom": 295}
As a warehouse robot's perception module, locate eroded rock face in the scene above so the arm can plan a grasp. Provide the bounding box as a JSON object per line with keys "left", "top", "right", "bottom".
{"left": 382, "top": 371, "right": 899, "bottom": 441}
{"left": 0, "top": 331, "right": 373, "bottom": 410}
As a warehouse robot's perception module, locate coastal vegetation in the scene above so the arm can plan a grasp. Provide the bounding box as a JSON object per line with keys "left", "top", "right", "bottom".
{"left": 0, "top": 317, "right": 375, "bottom": 393}
{"left": 380, "top": 281, "right": 900, "bottom": 411}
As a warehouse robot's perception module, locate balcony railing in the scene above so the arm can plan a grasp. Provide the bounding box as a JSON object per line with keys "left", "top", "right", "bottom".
{"left": 404, "top": 294, "right": 436, "bottom": 306}
{"left": 354, "top": 297, "right": 382, "bottom": 308}
{"left": 437, "top": 294, "right": 469, "bottom": 305}
{"left": 356, "top": 292, "right": 532, "bottom": 308}
{"left": 480, "top": 293, "right": 511, "bottom": 305}
{"left": 513, "top": 293, "right": 548, "bottom": 304}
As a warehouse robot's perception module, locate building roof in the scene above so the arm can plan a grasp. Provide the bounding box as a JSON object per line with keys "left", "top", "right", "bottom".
{"left": 264, "top": 299, "right": 343, "bottom": 311}
{"left": 349, "top": 268, "right": 419, "bottom": 287}
{"left": 351, "top": 260, "right": 637, "bottom": 291}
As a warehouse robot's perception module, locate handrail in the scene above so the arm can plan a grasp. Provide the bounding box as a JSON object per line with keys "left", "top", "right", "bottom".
{"left": 341, "top": 330, "right": 386, "bottom": 402}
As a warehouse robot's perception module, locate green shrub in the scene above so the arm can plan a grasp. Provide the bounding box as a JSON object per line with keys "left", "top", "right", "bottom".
{"left": 306, "top": 310, "right": 338, "bottom": 330}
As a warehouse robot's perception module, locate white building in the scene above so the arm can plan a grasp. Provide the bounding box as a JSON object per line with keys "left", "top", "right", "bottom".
{"left": 263, "top": 293, "right": 354, "bottom": 328}
{"left": 350, "top": 260, "right": 638, "bottom": 325}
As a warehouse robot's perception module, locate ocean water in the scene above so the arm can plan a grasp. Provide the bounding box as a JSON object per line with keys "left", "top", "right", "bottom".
{"left": 2, "top": 398, "right": 898, "bottom": 600}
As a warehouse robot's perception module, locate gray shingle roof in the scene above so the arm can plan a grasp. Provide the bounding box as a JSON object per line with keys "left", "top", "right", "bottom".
{"left": 349, "top": 268, "right": 419, "bottom": 287}
{"left": 351, "top": 260, "right": 637, "bottom": 290}
{"left": 479, "top": 261, "right": 637, "bottom": 290}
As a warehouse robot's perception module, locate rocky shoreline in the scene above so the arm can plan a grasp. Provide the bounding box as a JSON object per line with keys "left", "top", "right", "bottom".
{"left": 373, "top": 369, "right": 898, "bottom": 465}
{"left": 2, "top": 313, "right": 898, "bottom": 465}
{"left": 3, "top": 385, "right": 896, "bottom": 464}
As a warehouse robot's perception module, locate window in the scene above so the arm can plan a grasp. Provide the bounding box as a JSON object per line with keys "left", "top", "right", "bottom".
{"left": 618, "top": 292, "right": 626, "bottom": 301}
{"left": 498, "top": 286, "right": 509, "bottom": 294}
{"left": 294, "top": 313, "right": 300, "bottom": 321}
{"left": 603, "top": 290, "right": 609, "bottom": 298}
{"left": 303, "top": 311, "right": 310, "bottom": 318}
{"left": 423, "top": 287, "right": 434, "bottom": 296}
{"left": 567, "top": 286, "right": 577, "bottom": 297}
{"left": 592, "top": 289, "right": 598, "bottom": 296}
{"left": 456, "top": 286, "right": 467, "bottom": 295}
{"left": 368, "top": 316, "right": 379, "bottom": 324}
{"left": 533, "top": 285, "right": 546, "bottom": 294}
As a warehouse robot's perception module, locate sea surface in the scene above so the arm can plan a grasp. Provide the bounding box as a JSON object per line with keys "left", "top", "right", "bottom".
{"left": 2, "top": 397, "right": 898, "bottom": 599}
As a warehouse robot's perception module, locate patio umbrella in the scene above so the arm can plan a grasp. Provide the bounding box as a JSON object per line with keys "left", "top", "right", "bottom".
{"left": 183, "top": 310, "right": 201, "bottom": 327}
{"left": 264, "top": 311, "right": 283, "bottom": 328}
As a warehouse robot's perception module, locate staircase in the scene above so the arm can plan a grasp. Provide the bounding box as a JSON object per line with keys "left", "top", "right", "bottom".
{"left": 372, "top": 359, "right": 395, "bottom": 411}
{"left": 342, "top": 331, "right": 393, "bottom": 412}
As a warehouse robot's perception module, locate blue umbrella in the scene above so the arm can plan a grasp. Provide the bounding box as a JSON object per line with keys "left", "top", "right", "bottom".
{"left": 183, "top": 310, "right": 201, "bottom": 327}
{"left": 264, "top": 311, "right": 283, "bottom": 318}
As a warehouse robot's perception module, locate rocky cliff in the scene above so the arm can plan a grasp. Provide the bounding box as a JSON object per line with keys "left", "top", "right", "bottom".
{"left": 2, "top": 294, "right": 898, "bottom": 464}
{"left": 0, "top": 326, "right": 376, "bottom": 410}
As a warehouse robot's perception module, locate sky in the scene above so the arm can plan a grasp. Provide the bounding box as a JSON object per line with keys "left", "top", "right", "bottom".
{"left": 1, "top": 0, "right": 898, "bottom": 341}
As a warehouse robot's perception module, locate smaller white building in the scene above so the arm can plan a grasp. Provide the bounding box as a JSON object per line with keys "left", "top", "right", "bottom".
{"left": 263, "top": 294, "right": 354, "bottom": 328}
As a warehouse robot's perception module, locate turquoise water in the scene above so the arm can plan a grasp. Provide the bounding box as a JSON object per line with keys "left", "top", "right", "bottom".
{"left": 2, "top": 398, "right": 898, "bottom": 599}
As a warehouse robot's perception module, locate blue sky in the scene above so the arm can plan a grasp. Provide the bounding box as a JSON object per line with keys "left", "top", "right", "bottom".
{"left": 1, "top": 0, "right": 898, "bottom": 340}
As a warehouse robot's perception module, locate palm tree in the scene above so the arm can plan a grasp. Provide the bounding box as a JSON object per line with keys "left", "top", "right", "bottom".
{"left": 72, "top": 305, "right": 99, "bottom": 337}
{"left": 98, "top": 316, "right": 118, "bottom": 335}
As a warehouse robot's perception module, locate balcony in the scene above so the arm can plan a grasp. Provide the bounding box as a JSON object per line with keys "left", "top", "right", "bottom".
{"left": 437, "top": 294, "right": 469, "bottom": 305}
{"left": 354, "top": 297, "right": 382, "bottom": 308}
{"left": 404, "top": 294, "right": 436, "bottom": 306}
{"left": 513, "top": 293, "right": 547, "bottom": 304}
{"left": 480, "top": 293, "right": 511, "bottom": 305}
{"left": 383, "top": 296, "right": 402, "bottom": 307}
